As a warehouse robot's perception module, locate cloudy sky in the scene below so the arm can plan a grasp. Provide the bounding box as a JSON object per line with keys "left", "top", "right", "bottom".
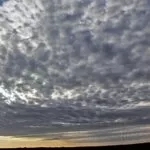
{"left": 0, "top": 0, "right": 150, "bottom": 147}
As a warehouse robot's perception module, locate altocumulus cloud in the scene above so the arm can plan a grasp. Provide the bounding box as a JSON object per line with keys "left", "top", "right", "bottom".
{"left": 0, "top": 0, "right": 150, "bottom": 136}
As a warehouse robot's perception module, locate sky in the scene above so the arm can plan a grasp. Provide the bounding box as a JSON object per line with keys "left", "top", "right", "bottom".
{"left": 0, "top": 0, "right": 8, "bottom": 6}
{"left": 0, "top": 0, "right": 150, "bottom": 147}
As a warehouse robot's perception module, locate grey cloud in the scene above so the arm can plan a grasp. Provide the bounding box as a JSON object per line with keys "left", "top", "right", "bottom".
{"left": 0, "top": 0, "right": 150, "bottom": 137}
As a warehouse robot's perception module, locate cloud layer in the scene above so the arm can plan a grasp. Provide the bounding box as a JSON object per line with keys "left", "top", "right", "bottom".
{"left": 0, "top": 0, "right": 150, "bottom": 136}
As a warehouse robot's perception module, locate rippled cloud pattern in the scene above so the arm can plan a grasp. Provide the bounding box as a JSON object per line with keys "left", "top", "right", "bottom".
{"left": 0, "top": 0, "right": 150, "bottom": 137}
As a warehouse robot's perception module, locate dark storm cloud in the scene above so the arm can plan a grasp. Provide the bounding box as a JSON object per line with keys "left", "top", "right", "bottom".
{"left": 0, "top": 0, "right": 150, "bottom": 136}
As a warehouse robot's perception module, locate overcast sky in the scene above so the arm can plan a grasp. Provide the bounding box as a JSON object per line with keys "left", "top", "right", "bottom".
{"left": 0, "top": 0, "right": 150, "bottom": 144}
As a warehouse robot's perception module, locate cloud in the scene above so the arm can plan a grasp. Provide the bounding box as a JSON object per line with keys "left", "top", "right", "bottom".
{"left": 0, "top": 0, "right": 150, "bottom": 136}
